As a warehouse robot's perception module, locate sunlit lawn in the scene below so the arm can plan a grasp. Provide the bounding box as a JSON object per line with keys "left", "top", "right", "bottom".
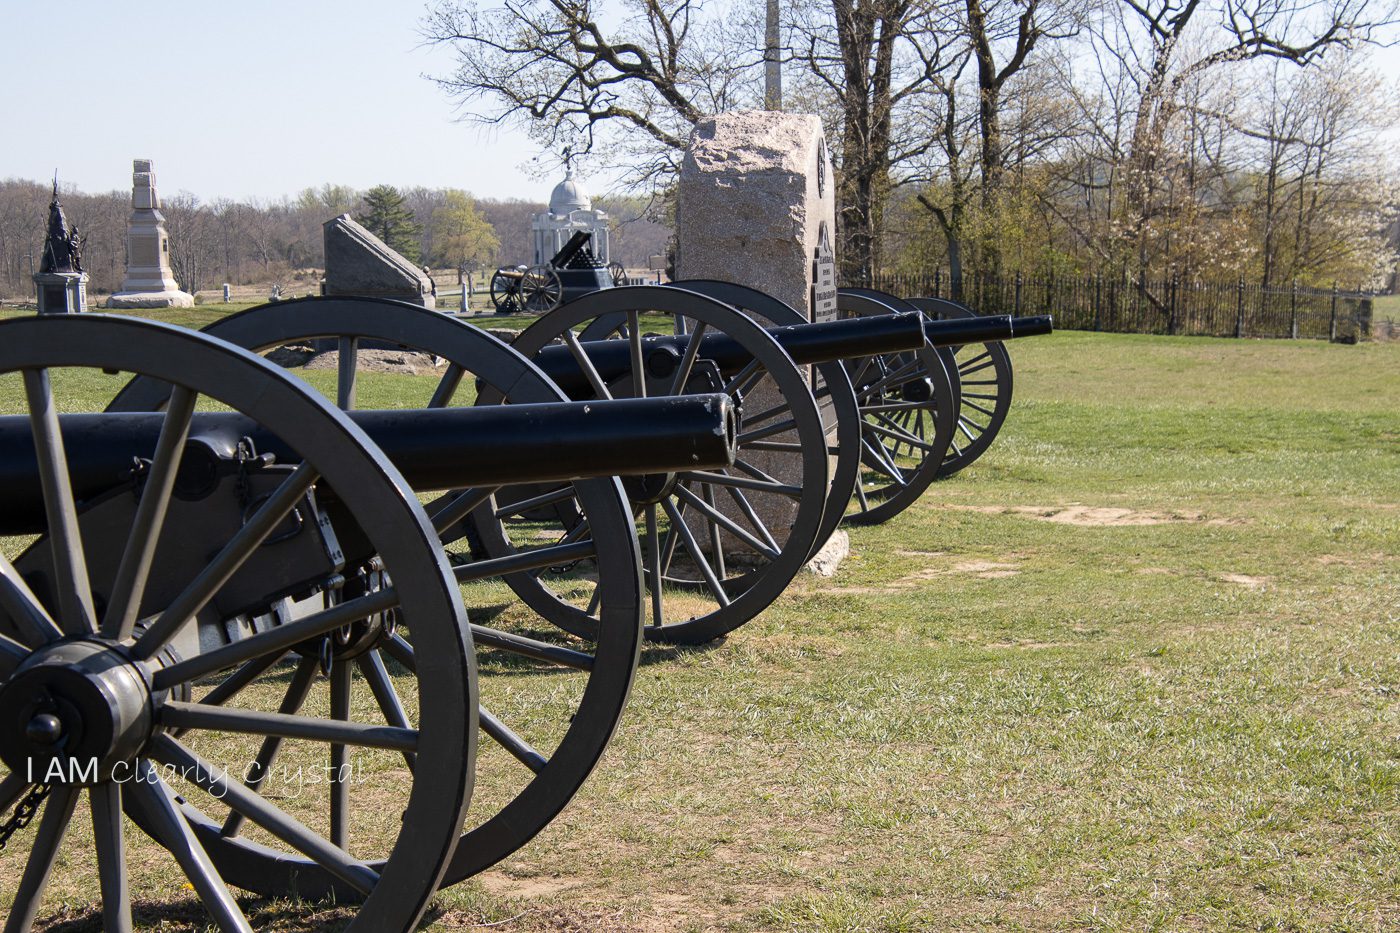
{"left": 0, "top": 320, "right": 1394, "bottom": 931}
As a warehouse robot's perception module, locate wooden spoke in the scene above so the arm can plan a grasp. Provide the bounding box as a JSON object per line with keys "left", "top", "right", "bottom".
{"left": 480, "top": 705, "right": 548, "bottom": 773}
{"left": 151, "top": 735, "right": 379, "bottom": 895}
{"left": 22, "top": 368, "right": 97, "bottom": 636}
{"left": 151, "top": 587, "right": 396, "bottom": 692}
{"left": 134, "top": 462, "right": 319, "bottom": 661}
{"left": 3, "top": 784, "right": 79, "bottom": 933}
{"left": 89, "top": 781, "right": 132, "bottom": 933}
{"left": 128, "top": 764, "right": 252, "bottom": 932}
{"left": 103, "top": 384, "right": 198, "bottom": 640}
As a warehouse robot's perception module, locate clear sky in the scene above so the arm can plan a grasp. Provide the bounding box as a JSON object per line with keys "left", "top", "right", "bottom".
{"left": 4, "top": 1, "right": 1396, "bottom": 205}
{"left": 1, "top": 0, "right": 559, "bottom": 203}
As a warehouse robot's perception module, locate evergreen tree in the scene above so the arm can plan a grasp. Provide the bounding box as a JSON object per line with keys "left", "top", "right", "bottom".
{"left": 356, "top": 185, "right": 423, "bottom": 262}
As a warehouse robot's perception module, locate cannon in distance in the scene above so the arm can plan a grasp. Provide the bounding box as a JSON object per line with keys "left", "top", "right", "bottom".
{"left": 527, "top": 311, "right": 1052, "bottom": 394}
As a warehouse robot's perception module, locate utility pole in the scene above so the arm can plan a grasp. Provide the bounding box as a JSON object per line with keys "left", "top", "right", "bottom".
{"left": 764, "top": 0, "right": 782, "bottom": 110}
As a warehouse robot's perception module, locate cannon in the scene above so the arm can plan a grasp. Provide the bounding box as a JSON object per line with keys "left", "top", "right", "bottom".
{"left": 838, "top": 288, "right": 1027, "bottom": 485}
{"left": 483, "top": 285, "right": 1048, "bottom": 645}
{"left": 0, "top": 310, "right": 740, "bottom": 928}
{"left": 488, "top": 230, "right": 615, "bottom": 314}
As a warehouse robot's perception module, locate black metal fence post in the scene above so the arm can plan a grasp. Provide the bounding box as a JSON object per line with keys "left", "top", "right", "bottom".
{"left": 1329, "top": 282, "right": 1339, "bottom": 342}
{"left": 1235, "top": 277, "right": 1246, "bottom": 338}
{"left": 1168, "top": 273, "right": 1179, "bottom": 335}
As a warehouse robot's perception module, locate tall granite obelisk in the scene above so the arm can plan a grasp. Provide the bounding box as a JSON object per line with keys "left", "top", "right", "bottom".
{"left": 106, "top": 159, "right": 193, "bottom": 308}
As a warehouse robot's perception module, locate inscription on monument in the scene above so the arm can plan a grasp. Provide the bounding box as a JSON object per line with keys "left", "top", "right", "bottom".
{"left": 810, "top": 221, "right": 836, "bottom": 323}
{"left": 131, "top": 239, "right": 160, "bottom": 267}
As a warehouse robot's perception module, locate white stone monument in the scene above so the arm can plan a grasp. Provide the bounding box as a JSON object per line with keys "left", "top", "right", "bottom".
{"left": 531, "top": 164, "right": 611, "bottom": 264}
{"left": 107, "top": 160, "right": 194, "bottom": 308}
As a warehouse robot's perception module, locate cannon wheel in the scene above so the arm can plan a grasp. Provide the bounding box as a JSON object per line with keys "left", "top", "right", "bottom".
{"left": 836, "top": 290, "right": 958, "bottom": 525}
{"left": 665, "top": 279, "right": 861, "bottom": 559}
{"left": 607, "top": 262, "right": 627, "bottom": 287}
{"left": 905, "top": 296, "right": 1015, "bottom": 477}
{"left": 107, "top": 296, "right": 643, "bottom": 888}
{"left": 0, "top": 314, "right": 475, "bottom": 930}
{"left": 487, "top": 286, "right": 829, "bottom": 645}
{"left": 521, "top": 265, "right": 564, "bottom": 312}
{"left": 489, "top": 268, "right": 525, "bottom": 313}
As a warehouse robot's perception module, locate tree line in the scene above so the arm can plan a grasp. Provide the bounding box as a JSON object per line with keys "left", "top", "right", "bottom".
{"left": 422, "top": 0, "right": 1400, "bottom": 297}
{"left": 0, "top": 179, "right": 670, "bottom": 299}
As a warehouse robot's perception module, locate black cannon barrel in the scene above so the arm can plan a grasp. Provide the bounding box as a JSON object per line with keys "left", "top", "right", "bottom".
{"left": 528, "top": 311, "right": 1052, "bottom": 395}
{"left": 531, "top": 311, "right": 929, "bottom": 391}
{"left": 0, "top": 395, "right": 736, "bottom": 536}
{"left": 921, "top": 314, "right": 1053, "bottom": 345}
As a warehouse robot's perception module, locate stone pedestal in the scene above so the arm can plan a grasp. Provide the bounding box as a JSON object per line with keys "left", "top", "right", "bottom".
{"left": 107, "top": 160, "right": 194, "bottom": 308}
{"left": 34, "top": 271, "right": 88, "bottom": 314}
{"left": 675, "top": 111, "right": 845, "bottom": 572}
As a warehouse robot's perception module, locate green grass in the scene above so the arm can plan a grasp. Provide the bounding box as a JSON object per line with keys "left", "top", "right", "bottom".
{"left": 3, "top": 325, "right": 1396, "bottom": 931}
{"left": 425, "top": 332, "right": 1398, "bottom": 932}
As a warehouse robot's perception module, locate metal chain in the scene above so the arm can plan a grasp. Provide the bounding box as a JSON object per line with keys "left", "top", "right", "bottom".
{"left": 0, "top": 783, "right": 52, "bottom": 852}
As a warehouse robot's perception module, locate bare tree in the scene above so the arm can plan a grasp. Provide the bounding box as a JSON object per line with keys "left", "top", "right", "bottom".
{"left": 421, "top": 0, "right": 761, "bottom": 188}
{"left": 1113, "top": 0, "right": 1394, "bottom": 267}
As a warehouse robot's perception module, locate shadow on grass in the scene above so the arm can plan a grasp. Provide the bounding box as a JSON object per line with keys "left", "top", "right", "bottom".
{"left": 638, "top": 638, "right": 726, "bottom": 667}
{"left": 42, "top": 897, "right": 459, "bottom": 931}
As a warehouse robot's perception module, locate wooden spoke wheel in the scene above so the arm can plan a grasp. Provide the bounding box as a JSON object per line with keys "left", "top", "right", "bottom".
{"left": 665, "top": 279, "right": 860, "bottom": 559}
{"left": 107, "top": 297, "right": 643, "bottom": 888}
{"left": 482, "top": 286, "right": 829, "bottom": 645}
{"left": 0, "top": 315, "right": 475, "bottom": 931}
{"left": 905, "top": 296, "right": 1015, "bottom": 477}
{"left": 607, "top": 262, "right": 627, "bottom": 287}
{"left": 521, "top": 265, "right": 564, "bottom": 312}
{"left": 836, "top": 289, "right": 958, "bottom": 525}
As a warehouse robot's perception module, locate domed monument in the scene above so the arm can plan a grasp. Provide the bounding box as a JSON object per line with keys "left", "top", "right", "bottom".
{"left": 531, "top": 157, "right": 611, "bottom": 265}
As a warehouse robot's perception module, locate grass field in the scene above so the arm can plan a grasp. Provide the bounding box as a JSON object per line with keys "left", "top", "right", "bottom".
{"left": 1, "top": 325, "right": 1395, "bottom": 931}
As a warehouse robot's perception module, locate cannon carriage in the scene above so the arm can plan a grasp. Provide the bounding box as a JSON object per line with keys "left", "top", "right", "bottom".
{"left": 0, "top": 281, "right": 1047, "bottom": 930}
{"left": 488, "top": 230, "right": 622, "bottom": 314}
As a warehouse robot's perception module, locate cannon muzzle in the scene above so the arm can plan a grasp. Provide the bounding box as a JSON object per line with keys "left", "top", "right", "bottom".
{"left": 920, "top": 314, "right": 1053, "bottom": 346}
{"left": 0, "top": 395, "right": 737, "bottom": 535}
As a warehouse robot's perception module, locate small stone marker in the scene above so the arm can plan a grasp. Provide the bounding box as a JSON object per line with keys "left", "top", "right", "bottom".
{"left": 222, "top": 283, "right": 231, "bottom": 303}
{"left": 106, "top": 160, "right": 194, "bottom": 308}
{"left": 322, "top": 214, "right": 435, "bottom": 309}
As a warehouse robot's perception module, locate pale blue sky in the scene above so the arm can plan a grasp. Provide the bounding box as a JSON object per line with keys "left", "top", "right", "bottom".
{"left": 1, "top": 0, "right": 558, "bottom": 202}
{"left": 3, "top": 2, "right": 1395, "bottom": 205}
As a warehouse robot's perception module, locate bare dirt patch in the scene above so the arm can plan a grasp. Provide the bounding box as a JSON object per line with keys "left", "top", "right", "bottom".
{"left": 825, "top": 555, "right": 1026, "bottom": 592}
{"left": 950, "top": 560, "right": 1021, "bottom": 578}
{"left": 1220, "top": 573, "right": 1269, "bottom": 589}
{"left": 264, "top": 345, "right": 444, "bottom": 375}
{"left": 949, "top": 504, "right": 1236, "bottom": 526}
{"left": 476, "top": 871, "right": 586, "bottom": 899}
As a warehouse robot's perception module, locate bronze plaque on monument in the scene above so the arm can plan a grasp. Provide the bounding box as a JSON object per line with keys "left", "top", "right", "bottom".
{"left": 810, "top": 220, "right": 836, "bottom": 323}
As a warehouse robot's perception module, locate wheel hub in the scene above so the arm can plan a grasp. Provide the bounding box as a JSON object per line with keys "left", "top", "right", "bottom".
{"left": 0, "top": 640, "right": 154, "bottom": 785}
{"left": 900, "top": 377, "right": 935, "bottom": 403}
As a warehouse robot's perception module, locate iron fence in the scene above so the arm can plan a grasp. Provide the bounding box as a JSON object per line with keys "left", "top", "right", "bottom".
{"left": 847, "top": 269, "right": 1377, "bottom": 342}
